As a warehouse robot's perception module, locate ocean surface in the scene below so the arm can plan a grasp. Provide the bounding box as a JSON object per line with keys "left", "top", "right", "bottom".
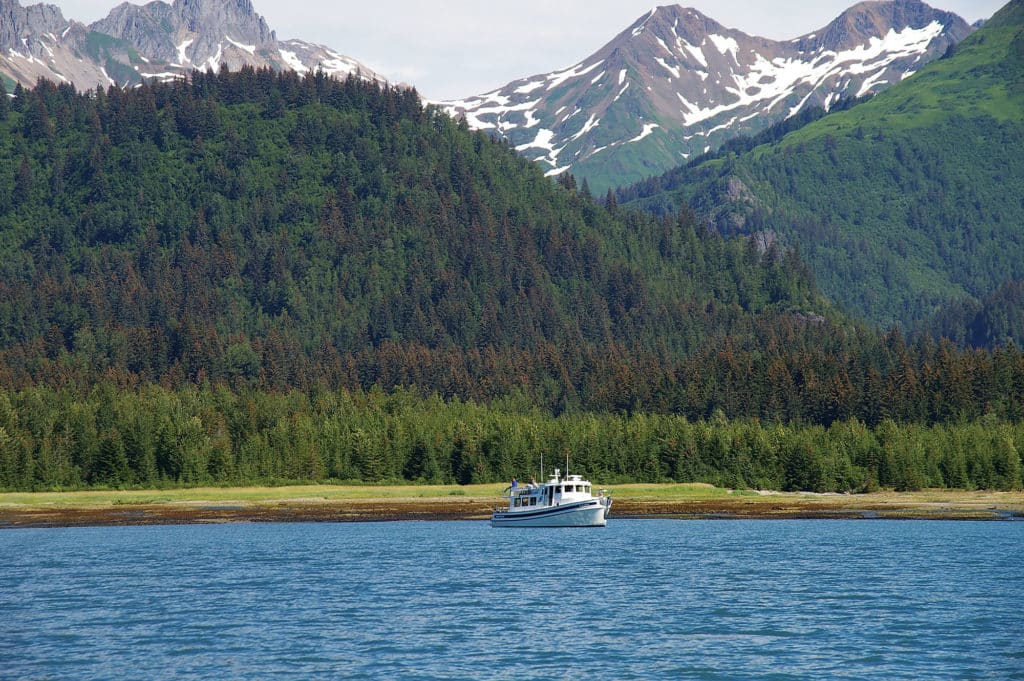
{"left": 2, "top": 519, "right": 1022, "bottom": 680}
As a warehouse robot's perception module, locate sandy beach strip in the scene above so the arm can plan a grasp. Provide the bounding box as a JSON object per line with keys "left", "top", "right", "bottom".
{"left": 2, "top": 486, "right": 1022, "bottom": 528}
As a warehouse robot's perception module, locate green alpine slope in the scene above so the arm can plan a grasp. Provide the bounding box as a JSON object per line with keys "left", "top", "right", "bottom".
{"left": 624, "top": 0, "right": 1024, "bottom": 333}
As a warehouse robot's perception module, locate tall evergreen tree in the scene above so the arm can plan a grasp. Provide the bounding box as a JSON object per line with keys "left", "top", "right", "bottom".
{"left": 0, "top": 80, "right": 9, "bottom": 120}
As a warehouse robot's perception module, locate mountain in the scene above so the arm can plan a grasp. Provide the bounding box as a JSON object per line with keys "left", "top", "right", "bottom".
{"left": 0, "top": 0, "right": 384, "bottom": 92}
{"left": 0, "top": 0, "right": 103, "bottom": 90}
{"left": 441, "top": 1, "right": 971, "bottom": 192}
{"left": 621, "top": 0, "right": 1024, "bottom": 333}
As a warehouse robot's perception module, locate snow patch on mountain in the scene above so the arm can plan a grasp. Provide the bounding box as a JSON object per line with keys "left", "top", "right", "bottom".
{"left": 708, "top": 34, "right": 740, "bottom": 58}
{"left": 680, "top": 39, "right": 708, "bottom": 68}
{"left": 176, "top": 38, "right": 193, "bottom": 65}
{"left": 204, "top": 43, "right": 223, "bottom": 70}
{"left": 515, "top": 80, "right": 545, "bottom": 94}
{"left": 278, "top": 48, "right": 306, "bottom": 73}
{"left": 656, "top": 57, "right": 680, "bottom": 79}
{"left": 632, "top": 9, "right": 657, "bottom": 37}
{"left": 0, "top": 0, "right": 389, "bottom": 93}
{"left": 548, "top": 60, "right": 603, "bottom": 89}
{"left": 630, "top": 123, "right": 660, "bottom": 142}
{"left": 570, "top": 114, "right": 600, "bottom": 141}
{"left": 440, "top": 2, "right": 969, "bottom": 191}
{"left": 225, "top": 36, "right": 255, "bottom": 54}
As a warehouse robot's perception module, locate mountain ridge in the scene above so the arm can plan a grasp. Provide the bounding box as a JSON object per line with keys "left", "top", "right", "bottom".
{"left": 91, "top": 0, "right": 277, "bottom": 67}
{"left": 0, "top": 0, "right": 385, "bottom": 91}
{"left": 621, "top": 0, "right": 1024, "bottom": 334}
{"left": 442, "top": 0, "right": 972, "bottom": 192}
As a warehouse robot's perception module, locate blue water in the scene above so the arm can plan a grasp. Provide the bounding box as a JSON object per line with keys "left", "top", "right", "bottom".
{"left": 2, "top": 520, "right": 1022, "bottom": 680}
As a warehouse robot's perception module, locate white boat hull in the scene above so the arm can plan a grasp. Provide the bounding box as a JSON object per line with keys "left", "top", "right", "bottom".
{"left": 491, "top": 499, "right": 611, "bottom": 528}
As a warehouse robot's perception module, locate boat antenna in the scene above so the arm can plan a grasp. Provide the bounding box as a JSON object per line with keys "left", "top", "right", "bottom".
{"left": 540, "top": 452, "right": 543, "bottom": 481}
{"left": 566, "top": 451, "right": 570, "bottom": 478}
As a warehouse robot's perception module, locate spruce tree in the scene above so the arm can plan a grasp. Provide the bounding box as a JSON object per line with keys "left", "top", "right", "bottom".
{"left": 10, "top": 82, "right": 25, "bottom": 112}
{"left": 0, "top": 79, "right": 8, "bottom": 120}
{"left": 14, "top": 155, "right": 33, "bottom": 204}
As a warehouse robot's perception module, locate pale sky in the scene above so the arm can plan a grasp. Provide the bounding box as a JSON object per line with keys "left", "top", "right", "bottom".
{"left": 49, "top": 0, "right": 1006, "bottom": 99}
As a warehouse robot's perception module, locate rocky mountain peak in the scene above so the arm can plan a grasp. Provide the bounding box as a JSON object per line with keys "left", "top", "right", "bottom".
{"left": 173, "top": 0, "right": 274, "bottom": 43}
{"left": 819, "top": 0, "right": 966, "bottom": 50}
{"left": 633, "top": 5, "right": 727, "bottom": 43}
{"left": 0, "top": 0, "right": 387, "bottom": 92}
{"left": 442, "top": 0, "right": 973, "bottom": 192}
{"left": 0, "top": 0, "right": 69, "bottom": 52}
{"left": 91, "top": 0, "right": 277, "bottom": 67}
{"left": 92, "top": 2, "right": 177, "bottom": 63}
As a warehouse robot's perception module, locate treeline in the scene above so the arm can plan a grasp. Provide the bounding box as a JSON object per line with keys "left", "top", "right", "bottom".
{"left": 3, "top": 313, "right": 1023, "bottom": 426}
{"left": 0, "top": 385, "right": 1020, "bottom": 492}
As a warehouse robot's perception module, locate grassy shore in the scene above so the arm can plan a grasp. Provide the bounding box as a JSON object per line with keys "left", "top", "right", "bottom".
{"left": 1, "top": 483, "right": 1022, "bottom": 527}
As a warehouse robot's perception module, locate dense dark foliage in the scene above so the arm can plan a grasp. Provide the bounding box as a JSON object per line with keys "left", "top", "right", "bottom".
{"left": 1, "top": 68, "right": 821, "bottom": 403}
{"left": 0, "top": 69, "right": 1021, "bottom": 492}
{"left": 916, "top": 278, "right": 1024, "bottom": 349}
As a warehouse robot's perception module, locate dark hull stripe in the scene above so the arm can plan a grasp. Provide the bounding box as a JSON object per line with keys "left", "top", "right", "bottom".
{"left": 492, "top": 500, "right": 602, "bottom": 521}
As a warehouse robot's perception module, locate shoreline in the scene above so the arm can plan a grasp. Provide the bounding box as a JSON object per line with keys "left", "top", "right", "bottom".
{"left": 3, "top": 488, "right": 1023, "bottom": 528}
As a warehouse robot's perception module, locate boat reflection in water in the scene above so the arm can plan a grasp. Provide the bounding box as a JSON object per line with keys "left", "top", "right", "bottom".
{"left": 491, "top": 468, "right": 612, "bottom": 527}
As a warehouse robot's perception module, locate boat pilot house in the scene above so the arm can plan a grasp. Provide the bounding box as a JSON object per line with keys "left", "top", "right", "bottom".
{"left": 492, "top": 470, "right": 611, "bottom": 527}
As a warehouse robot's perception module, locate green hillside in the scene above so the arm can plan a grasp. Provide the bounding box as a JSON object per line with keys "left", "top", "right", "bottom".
{"left": 1, "top": 70, "right": 1023, "bottom": 493}
{"left": 0, "top": 68, "right": 1021, "bottom": 423}
{"left": 0, "top": 69, "right": 834, "bottom": 408}
{"left": 623, "top": 0, "right": 1024, "bottom": 333}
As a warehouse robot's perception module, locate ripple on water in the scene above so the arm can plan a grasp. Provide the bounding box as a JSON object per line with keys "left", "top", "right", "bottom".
{"left": 1, "top": 520, "right": 1022, "bottom": 680}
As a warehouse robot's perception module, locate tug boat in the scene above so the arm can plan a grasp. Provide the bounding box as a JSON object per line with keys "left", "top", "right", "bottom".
{"left": 491, "top": 469, "right": 612, "bottom": 527}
